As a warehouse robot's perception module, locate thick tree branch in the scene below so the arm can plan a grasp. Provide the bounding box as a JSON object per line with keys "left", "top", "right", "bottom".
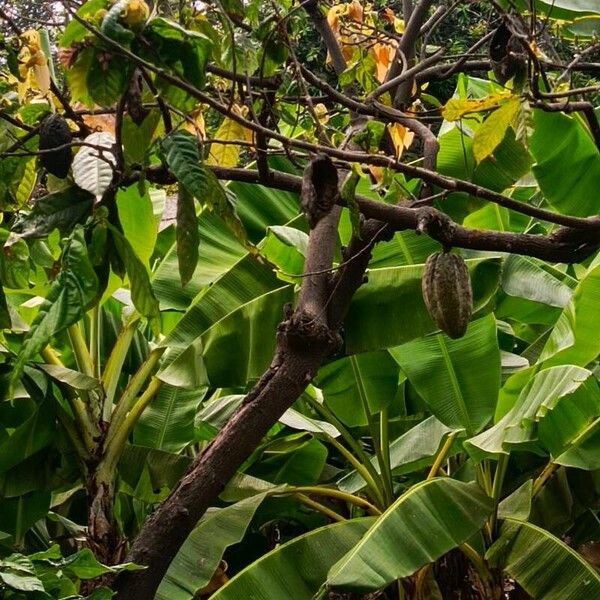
{"left": 139, "top": 165, "right": 599, "bottom": 264}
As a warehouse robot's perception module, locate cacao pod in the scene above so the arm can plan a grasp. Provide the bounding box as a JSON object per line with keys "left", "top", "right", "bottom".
{"left": 422, "top": 252, "right": 473, "bottom": 339}
{"left": 39, "top": 114, "right": 72, "bottom": 178}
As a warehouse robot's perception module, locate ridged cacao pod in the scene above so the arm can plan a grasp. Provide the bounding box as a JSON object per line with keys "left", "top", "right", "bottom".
{"left": 422, "top": 252, "right": 473, "bottom": 339}
{"left": 39, "top": 114, "right": 72, "bottom": 178}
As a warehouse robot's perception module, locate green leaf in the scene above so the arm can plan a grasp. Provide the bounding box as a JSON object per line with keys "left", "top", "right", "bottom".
{"left": 472, "top": 99, "right": 521, "bottom": 163}
{"left": 340, "top": 168, "right": 361, "bottom": 239}
{"left": 338, "top": 417, "right": 460, "bottom": 493}
{"left": 161, "top": 132, "right": 247, "bottom": 245}
{"left": 540, "top": 263, "right": 600, "bottom": 367}
{"left": 211, "top": 519, "right": 375, "bottom": 600}
{"left": 12, "top": 187, "right": 94, "bottom": 240}
{"left": 530, "top": 110, "right": 600, "bottom": 216}
{"left": 117, "top": 184, "right": 158, "bottom": 267}
{"left": 0, "top": 554, "right": 44, "bottom": 592}
{"left": 60, "top": 0, "right": 110, "bottom": 47}
{"left": 0, "top": 491, "right": 51, "bottom": 541}
{"left": 465, "top": 365, "right": 599, "bottom": 461}
{"left": 315, "top": 351, "right": 400, "bottom": 427}
{"left": 100, "top": 0, "right": 135, "bottom": 46}
{"left": 501, "top": 255, "right": 574, "bottom": 308}
{"left": 134, "top": 383, "right": 207, "bottom": 453}
{"left": 157, "top": 492, "right": 275, "bottom": 600}
{"left": 87, "top": 53, "right": 132, "bottom": 108}
{"left": 176, "top": 186, "right": 200, "bottom": 287}
{"left": 110, "top": 225, "right": 160, "bottom": 323}
{"left": 12, "top": 228, "right": 99, "bottom": 386}
{"left": 38, "top": 364, "right": 100, "bottom": 391}
{"left": 143, "top": 18, "right": 212, "bottom": 90}
{"left": 487, "top": 519, "right": 600, "bottom": 599}
{"left": 391, "top": 314, "right": 500, "bottom": 435}
{"left": 327, "top": 479, "right": 492, "bottom": 592}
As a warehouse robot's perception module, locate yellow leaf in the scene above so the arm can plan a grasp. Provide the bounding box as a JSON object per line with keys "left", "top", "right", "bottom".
{"left": 442, "top": 93, "right": 514, "bottom": 121}
{"left": 372, "top": 42, "right": 396, "bottom": 83}
{"left": 32, "top": 51, "right": 50, "bottom": 94}
{"left": 206, "top": 106, "right": 253, "bottom": 168}
{"left": 314, "top": 103, "right": 329, "bottom": 124}
{"left": 472, "top": 99, "right": 521, "bottom": 164}
{"left": 20, "top": 30, "right": 41, "bottom": 53}
{"left": 347, "top": 0, "right": 364, "bottom": 22}
{"left": 387, "top": 122, "right": 415, "bottom": 159}
{"left": 184, "top": 106, "right": 206, "bottom": 139}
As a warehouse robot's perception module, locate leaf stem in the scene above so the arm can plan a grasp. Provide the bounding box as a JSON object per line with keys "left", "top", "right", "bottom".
{"left": 427, "top": 431, "right": 459, "bottom": 480}
{"left": 287, "top": 486, "right": 381, "bottom": 515}
{"left": 532, "top": 461, "right": 559, "bottom": 497}
{"left": 489, "top": 453, "right": 509, "bottom": 534}
{"left": 294, "top": 493, "right": 345, "bottom": 522}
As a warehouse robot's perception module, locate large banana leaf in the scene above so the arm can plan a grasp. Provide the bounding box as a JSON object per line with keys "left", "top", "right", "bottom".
{"left": 344, "top": 257, "right": 501, "bottom": 354}
{"left": 315, "top": 351, "right": 400, "bottom": 427}
{"left": 210, "top": 519, "right": 375, "bottom": 600}
{"left": 530, "top": 109, "right": 600, "bottom": 217}
{"left": 500, "top": 255, "right": 574, "bottom": 308}
{"left": 152, "top": 211, "right": 247, "bottom": 311}
{"left": 465, "top": 365, "right": 599, "bottom": 461}
{"left": 390, "top": 314, "right": 500, "bottom": 435}
{"left": 157, "top": 491, "right": 277, "bottom": 600}
{"left": 540, "top": 263, "right": 600, "bottom": 367}
{"left": 327, "top": 479, "right": 492, "bottom": 592}
{"left": 133, "top": 383, "right": 208, "bottom": 453}
{"left": 487, "top": 518, "right": 600, "bottom": 599}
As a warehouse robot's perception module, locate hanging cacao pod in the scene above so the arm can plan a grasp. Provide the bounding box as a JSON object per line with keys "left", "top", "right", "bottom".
{"left": 39, "top": 114, "right": 73, "bottom": 178}
{"left": 422, "top": 252, "right": 473, "bottom": 339}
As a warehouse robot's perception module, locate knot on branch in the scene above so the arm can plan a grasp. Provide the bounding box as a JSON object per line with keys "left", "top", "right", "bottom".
{"left": 279, "top": 310, "right": 342, "bottom": 357}
{"left": 415, "top": 207, "right": 456, "bottom": 247}
{"left": 301, "top": 154, "right": 339, "bottom": 229}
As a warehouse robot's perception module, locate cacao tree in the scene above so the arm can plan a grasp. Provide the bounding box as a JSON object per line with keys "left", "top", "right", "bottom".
{"left": 0, "top": 1, "right": 599, "bottom": 599}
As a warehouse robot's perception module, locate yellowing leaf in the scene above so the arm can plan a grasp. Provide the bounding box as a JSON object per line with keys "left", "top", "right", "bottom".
{"left": 184, "top": 106, "right": 207, "bottom": 139}
{"left": 314, "top": 103, "right": 329, "bottom": 124}
{"left": 442, "top": 93, "right": 514, "bottom": 122}
{"left": 206, "top": 106, "right": 253, "bottom": 168}
{"left": 347, "top": 0, "right": 364, "bottom": 22}
{"left": 472, "top": 99, "right": 521, "bottom": 164}
{"left": 372, "top": 43, "right": 396, "bottom": 83}
{"left": 387, "top": 122, "right": 414, "bottom": 159}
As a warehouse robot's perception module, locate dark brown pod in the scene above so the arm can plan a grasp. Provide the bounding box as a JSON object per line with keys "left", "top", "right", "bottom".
{"left": 39, "top": 114, "right": 73, "bottom": 178}
{"left": 422, "top": 252, "right": 473, "bottom": 339}
{"left": 489, "top": 23, "right": 527, "bottom": 85}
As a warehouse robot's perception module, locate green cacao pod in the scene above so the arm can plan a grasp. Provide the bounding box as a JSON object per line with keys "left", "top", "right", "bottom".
{"left": 39, "top": 114, "right": 72, "bottom": 178}
{"left": 422, "top": 252, "right": 473, "bottom": 339}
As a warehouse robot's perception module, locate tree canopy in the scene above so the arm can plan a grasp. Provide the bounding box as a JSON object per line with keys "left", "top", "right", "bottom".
{"left": 0, "top": 1, "right": 599, "bottom": 599}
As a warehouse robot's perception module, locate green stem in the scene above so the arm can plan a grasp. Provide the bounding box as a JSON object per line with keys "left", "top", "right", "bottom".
{"left": 350, "top": 357, "right": 393, "bottom": 505}
{"left": 304, "top": 394, "right": 385, "bottom": 505}
{"left": 489, "top": 453, "right": 509, "bottom": 535}
{"left": 287, "top": 486, "right": 381, "bottom": 515}
{"left": 89, "top": 305, "right": 101, "bottom": 379}
{"left": 379, "top": 407, "right": 394, "bottom": 500}
{"left": 101, "top": 318, "right": 138, "bottom": 422}
{"left": 99, "top": 376, "right": 163, "bottom": 479}
{"left": 104, "top": 346, "right": 165, "bottom": 449}
{"left": 427, "top": 431, "right": 459, "bottom": 480}
{"left": 324, "top": 433, "right": 386, "bottom": 509}
{"left": 294, "top": 493, "right": 345, "bottom": 522}
{"left": 532, "top": 461, "right": 559, "bottom": 497}
{"left": 41, "top": 346, "right": 98, "bottom": 453}
{"left": 67, "top": 323, "right": 94, "bottom": 377}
